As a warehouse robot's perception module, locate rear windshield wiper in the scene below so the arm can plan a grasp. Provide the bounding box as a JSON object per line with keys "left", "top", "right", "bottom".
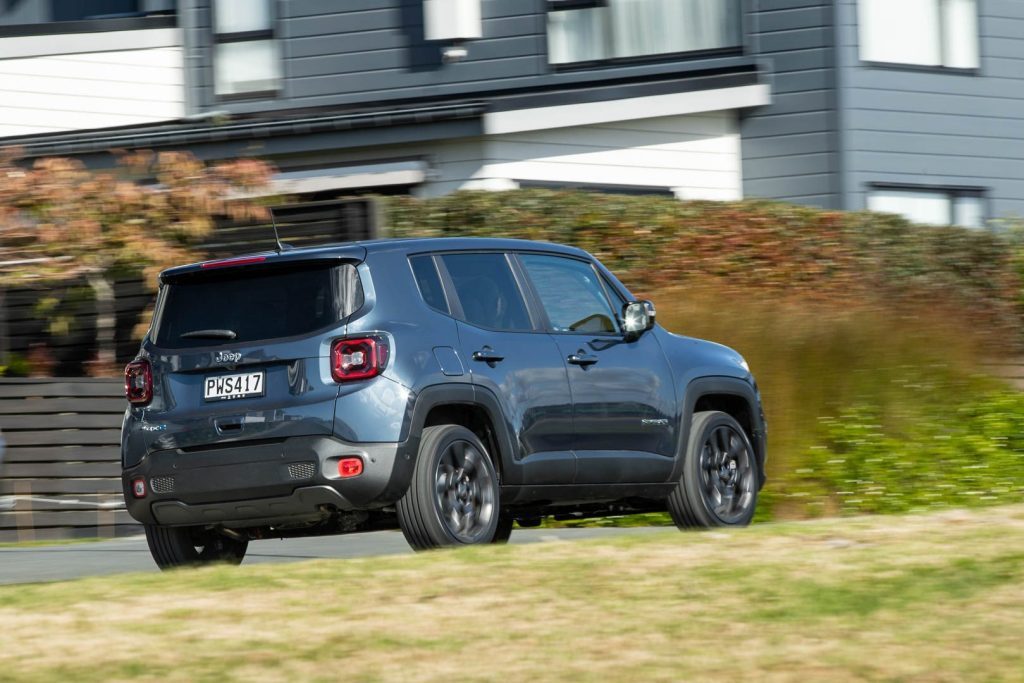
{"left": 179, "top": 329, "right": 237, "bottom": 340}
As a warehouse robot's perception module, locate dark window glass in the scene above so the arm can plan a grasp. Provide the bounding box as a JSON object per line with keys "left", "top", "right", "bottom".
{"left": 52, "top": 0, "right": 139, "bottom": 21}
{"left": 153, "top": 263, "right": 362, "bottom": 348}
{"left": 441, "top": 253, "right": 532, "bottom": 331}
{"left": 520, "top": 254, "right": 620, "bottom": 334}
{"left": 410, "top": 256, "right": 449, "bottom": 314}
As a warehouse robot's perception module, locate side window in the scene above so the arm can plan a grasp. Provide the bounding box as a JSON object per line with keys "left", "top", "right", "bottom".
{"left": 441, "top": 253, "right": 533, "bottom": 331}
{"left": 409, "top": 255, "right": 449, "bottom": 314}
{"left": 519, "top": 254, "right": 620, "bottom": 335}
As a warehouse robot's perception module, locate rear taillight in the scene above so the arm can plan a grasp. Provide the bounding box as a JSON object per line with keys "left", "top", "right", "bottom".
{"left": 331, "top": 337, "right": 389, "bottom": 382}
{"left": 125, "top": 360, "right": 153, "bottom": 405}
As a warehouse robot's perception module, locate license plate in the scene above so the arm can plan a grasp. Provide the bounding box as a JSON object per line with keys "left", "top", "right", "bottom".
{"left": 204, "top": 371, "right": 265, "bottom": 401}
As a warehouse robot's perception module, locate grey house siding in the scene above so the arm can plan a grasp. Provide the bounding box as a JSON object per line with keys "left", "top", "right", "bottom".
{"left": 182, "top": 0, "right": 757, "bottom": 116}
{"left": 740, "top": 0, "right": 840, "bottom": 209}
{"left": 836, "top": 0, "right": 1024, "bottom": 220}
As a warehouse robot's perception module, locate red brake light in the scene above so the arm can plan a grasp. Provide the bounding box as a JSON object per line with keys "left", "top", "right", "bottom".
{"left": 331, "top": 337, "right": 389, "bottom": 382}
{"left": 125, "top": 360, "right": 153, "bottom": 405}
{"left": 200, "top": 255, "right": 267, "bottom": 269}
{"left": 338, "top": 457, "right": 364, "bottom": 478}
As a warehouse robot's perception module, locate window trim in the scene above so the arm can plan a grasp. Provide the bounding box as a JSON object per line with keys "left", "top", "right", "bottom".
{"left": 406, "top": 254, "right": 451, "bottom": 316}
{"left": 866, "top": 182, "right": 988, "bottom": 228}
{"left": 433, "top": 251, "right": 543, "bottom": 334}
{"left": 210, "top": 0, "right": 281, "bottom": 101}
{"left": 513, "top": 252, "right": 624, "bottom": 338}
{"left": 0, "top": 14, "right": 174, "bottom": 36}
{"left": 855, "top": 0, "right": 981, "bottom": 73}
{"left": 544, "top": 0, "right": 744, "bottom": 70}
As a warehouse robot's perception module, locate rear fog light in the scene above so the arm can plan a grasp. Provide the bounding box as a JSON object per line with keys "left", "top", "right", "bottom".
{"left": 339, "top": 457, "right": 364, "bottom": 478}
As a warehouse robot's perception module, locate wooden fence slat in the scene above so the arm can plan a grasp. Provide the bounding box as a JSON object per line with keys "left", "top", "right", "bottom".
{"left": 0, "top": 398, "right": 128, "bottom": 414}
{"left": 3, "top": 462, "right": 122, "bottom": 477}
{"left": 2, "top": 447, "right": 119, "bottom": 463}
{"left": 3, "top": 430, "right": 122, "bottom": 447}
{"left": 0, "top": 525, "right": 139, "bottom": 543}
{"left": 5, "top": 498, "right": 124, "bottom": 512}
{"left": 0, "top": 414, "right": 124, "bottom": 430}
{"left": 0, "top": 382, "right": 122, "bottom": 399}
{"left": 0, "top": 510, "right": 135, "bottom": 528}
{"left": 0, "top": 478, "right": 123, "bottom": 495}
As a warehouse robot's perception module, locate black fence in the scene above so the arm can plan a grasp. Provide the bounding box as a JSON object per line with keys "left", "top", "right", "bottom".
{"left": 0, "top": 378, "right": 131, "bottom": 542}
{"left": 0, "top": 197, "right": 379, "bottom": 372}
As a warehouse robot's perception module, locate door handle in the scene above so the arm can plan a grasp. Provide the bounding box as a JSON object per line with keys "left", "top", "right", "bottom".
{"left": 567, "top": 352, "right": 599, "bottom": 367}
{"left": 472, "top": 348, "right": 505, "bottom": 364}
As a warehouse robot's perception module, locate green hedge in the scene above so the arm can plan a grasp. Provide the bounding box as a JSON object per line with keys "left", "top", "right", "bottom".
{"left": 386, "top": 190, "right": 1021, "bottom": 347}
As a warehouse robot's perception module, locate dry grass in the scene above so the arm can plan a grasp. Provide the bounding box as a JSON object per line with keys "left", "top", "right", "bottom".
{"left": 2, "top": 506, "right": 1024, "bottom": 682}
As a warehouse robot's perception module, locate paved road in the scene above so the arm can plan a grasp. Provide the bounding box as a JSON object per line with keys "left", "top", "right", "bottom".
{"left": 0, "top": 526, "right": 666, "bottom": 586}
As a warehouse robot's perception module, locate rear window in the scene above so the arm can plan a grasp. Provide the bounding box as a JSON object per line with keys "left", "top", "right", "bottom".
{"left": 152, "top": 262, "right": 362, "bottom": 348}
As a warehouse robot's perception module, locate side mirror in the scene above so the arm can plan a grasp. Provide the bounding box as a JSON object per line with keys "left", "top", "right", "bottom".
{"left": 622, "top": 300, "right": 656, "bottom": 341}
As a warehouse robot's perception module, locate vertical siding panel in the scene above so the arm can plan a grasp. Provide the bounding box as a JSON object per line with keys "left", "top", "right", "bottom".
{"left": 836, "top": 0, "right": 1024, "bottom": 219}
{"left": 741, "top": 0, "right": 840, "bottom": 207}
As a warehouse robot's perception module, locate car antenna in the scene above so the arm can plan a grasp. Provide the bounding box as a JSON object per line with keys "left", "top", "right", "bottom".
{"left": 270, "top": 207, "right": 285, "bottom": 253}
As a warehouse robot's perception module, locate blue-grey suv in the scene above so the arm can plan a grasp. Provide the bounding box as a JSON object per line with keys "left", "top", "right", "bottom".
{"left": 122, "top": 238, "right": 766, "bottom": 568}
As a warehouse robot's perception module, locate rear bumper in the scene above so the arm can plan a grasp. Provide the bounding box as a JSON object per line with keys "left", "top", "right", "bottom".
{"left": 122, "top": 435, "right": 413, "bottom": 527}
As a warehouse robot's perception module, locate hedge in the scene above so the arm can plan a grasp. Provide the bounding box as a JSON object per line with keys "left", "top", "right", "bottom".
{"left": 385, "top": 190, "right": 1022, "bottom": 348}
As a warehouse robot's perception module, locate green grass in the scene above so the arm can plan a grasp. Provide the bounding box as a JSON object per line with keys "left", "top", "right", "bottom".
{"left": 2, "top": 505, "right": 1024, "bottom": 681}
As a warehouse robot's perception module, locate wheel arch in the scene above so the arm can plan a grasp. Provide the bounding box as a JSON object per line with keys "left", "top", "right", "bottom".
{"left": 673, "top": 377, "right": 767, "bottom": 488}
{"left": 400, "top": 383, "right": 515, "bottom": 485}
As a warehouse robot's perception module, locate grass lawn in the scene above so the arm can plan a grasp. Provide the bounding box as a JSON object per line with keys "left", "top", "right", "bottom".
{"left": 2, "top": 506, "right": 1023, "bottom": 682}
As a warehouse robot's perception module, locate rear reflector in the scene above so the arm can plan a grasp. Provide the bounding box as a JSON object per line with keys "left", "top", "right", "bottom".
{"left": 338, "top": 457, "right": 364, "bottom": 478}
{"left": 131, "top": 477, "right": 147, "bottom": 499}
{"left": 200, "top": 255, "right": 267, "bottom": 269}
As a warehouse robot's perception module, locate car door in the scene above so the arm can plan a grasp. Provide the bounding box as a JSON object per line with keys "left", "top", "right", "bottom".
{"left": 436, "top": 252, "right": 576, "bottom": 486}
{"left": 516, "top": 252, "right": 676, "bottom": 485}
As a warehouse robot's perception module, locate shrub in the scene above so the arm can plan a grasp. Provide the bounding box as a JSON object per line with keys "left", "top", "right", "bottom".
{"left": 386, "top": 190, "right": 1022, "bottom": 348}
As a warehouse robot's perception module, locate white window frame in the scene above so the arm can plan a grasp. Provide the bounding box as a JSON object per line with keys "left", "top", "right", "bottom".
{"left": 211, "top": 0, "right": 281, "bottom": 99}
{"left": 867, "top": 184, "right": 987, "bottom": 229}
{"left": 857, "top": 0, "right": 980, "bottom": 70}
{"left": 546, "top": 0, "right": 743, "bottom": 67}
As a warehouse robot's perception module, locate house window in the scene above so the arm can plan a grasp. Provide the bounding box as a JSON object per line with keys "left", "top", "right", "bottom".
{"left": 51, "top": 0, "right": 139, "bottom": 21}
{"left": 858, "top": 0, "right": 979, "bottom": 69}
{"left": 212, "top": 0, "right": 281, "bottom": 97}
{"left": 547, "top": 0, "right": 742, "bottom": 66}
{"left": 867, "top": 186, "right": 986, "bottom": 228}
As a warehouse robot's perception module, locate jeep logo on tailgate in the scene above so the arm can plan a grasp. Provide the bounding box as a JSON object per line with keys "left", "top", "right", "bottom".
{"left": 215, "top": 351, "right": 242, "bottom": 364}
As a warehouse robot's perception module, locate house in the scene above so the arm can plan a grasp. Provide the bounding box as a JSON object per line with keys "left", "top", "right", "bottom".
{"left": 1, "top": 0, "right": 1021, "bottom": 228}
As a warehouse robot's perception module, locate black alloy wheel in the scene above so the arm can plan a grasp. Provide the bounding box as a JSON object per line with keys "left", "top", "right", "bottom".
{"left": 668, "top": 411, "right": 759, "bottom": 529}
{"left": 698, "top": 422, "right": 757, "bottom": 525}
{"left": 397, "top": 425, "right": 501, "bottom": 550}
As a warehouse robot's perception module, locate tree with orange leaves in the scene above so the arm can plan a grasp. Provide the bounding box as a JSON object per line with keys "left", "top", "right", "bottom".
{"left": 0, "top": 149, "right": 273, "bottom": 374}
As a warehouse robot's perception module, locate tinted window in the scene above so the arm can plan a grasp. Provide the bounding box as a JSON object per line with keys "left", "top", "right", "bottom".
{"left": 52, "top": 0, "right": 139, "bottom": 21}
{"left": 441, "top": 253, "right": 532, "bottom": 331}
{"left": 154, "top": 263, "right": 362, "bottom": 348}
{"left": 519, "top": 254, "right": 620, "bottom": 334}
{"left": 409, "top": 256, "right": 449, "bottom": 314}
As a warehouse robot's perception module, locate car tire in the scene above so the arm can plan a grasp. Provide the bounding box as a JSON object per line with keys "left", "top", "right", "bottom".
{"left": 668, "top": 411, "right": 759, "bottom": 530}
{"left": 397, "top": 425, "right": 501, "bottom": 550}
{"left": 491, "top": 515, "right": 514, "bottom": 544}
{"left": 144, "top": 524, "right": 248, "bottom": 570}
